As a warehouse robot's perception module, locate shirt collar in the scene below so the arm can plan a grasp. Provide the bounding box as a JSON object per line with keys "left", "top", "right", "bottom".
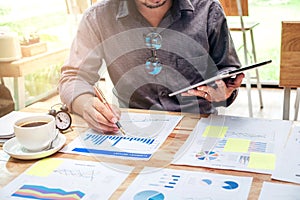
{"left": 116, "top": 0, "right": 194, "bottom": 20}
{"left": 177, "top": 0, "right": 194, "bottom": 12}
{"left": 116, "top": 0, "right": 130, "bottom": 19}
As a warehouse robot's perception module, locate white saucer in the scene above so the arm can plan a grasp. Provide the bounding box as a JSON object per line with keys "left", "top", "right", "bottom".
{"left": 3, "top": 131, "right": 66, "bottom": 160}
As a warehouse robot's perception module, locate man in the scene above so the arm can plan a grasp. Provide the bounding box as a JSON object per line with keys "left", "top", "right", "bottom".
{"left": 59, "top": 0, "right": 244, "bottom": 133}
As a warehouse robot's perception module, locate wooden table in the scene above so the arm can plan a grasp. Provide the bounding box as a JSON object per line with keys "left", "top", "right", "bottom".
{"left": 0, "top": 48, "right": 69, "bottom": 110}
{"left": 0, "top": 98, "right": 297, "bottom": 200}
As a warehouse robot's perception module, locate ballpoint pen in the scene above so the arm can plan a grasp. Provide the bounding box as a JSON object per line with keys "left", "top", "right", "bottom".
{"left": 93, "top": 85, "right": 127, "bottom": 135}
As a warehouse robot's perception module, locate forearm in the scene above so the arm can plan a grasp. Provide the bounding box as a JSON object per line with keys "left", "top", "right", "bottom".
{"left": 58, "top": 64, "right": 96, "bottom": 112}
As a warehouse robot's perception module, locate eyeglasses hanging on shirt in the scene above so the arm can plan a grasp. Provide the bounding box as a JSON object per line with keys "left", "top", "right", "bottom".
{"left": 144, "top": 32, "right": 163, "bottom": 75}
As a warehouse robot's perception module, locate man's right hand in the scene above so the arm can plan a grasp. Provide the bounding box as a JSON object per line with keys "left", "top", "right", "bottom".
{"left": 72, "top": 93, "right": 121, "bottom": 133}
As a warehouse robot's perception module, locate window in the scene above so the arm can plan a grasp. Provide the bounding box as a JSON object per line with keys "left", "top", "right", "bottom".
{"left": 0, "top": 0, "right": 73, "bottom": 106}
{"left": 231, "top": 0, "right": 300, "bottom": 85}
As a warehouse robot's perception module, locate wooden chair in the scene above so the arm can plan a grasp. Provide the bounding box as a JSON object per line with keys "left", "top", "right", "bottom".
{"left": 0, "top": 78, "right": 14, "bottom": 117}
{"left": 279, "top": 21, "right": 300, "bottom": 120}
{"left": 219, "top": 0, "right": 263, "bottom": 117}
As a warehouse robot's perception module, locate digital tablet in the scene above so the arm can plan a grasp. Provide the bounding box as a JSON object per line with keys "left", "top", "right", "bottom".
{"left": 169, "top": 60, "right": 272, "bottom": 97}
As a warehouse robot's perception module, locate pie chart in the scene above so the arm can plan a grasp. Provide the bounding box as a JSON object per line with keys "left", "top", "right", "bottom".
{"left": 133, "top": 190, "right": 165, "bottom": 200}
{"left": 201, "top": 179, "right": 212, "bottom": 185}
{"left": 222, "top": 181, "right": 239, "bottom": 190}
{"left": 196, "top": 151, "right": 219, "bottom": 161}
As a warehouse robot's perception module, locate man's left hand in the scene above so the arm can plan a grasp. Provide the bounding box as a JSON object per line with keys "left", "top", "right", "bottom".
{"left": 181, "top": 73, "right": 245, "bottom": 102}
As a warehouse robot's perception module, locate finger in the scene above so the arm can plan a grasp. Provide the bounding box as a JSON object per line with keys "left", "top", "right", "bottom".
{"left": 196, "top": 85, "right": 209, "bottom": 92}
{"left": 84, "top": 109, "right": 119, "bottom": 133}
{"left": 235, "top": 73, "right": 245, "bottom": 85}
{"left": 203, "top": 92, "right": 209, "bottom": 100}
{"left": 93, "top": 97, "right": 117, "bottom": 124}
{"left": 200, "top": 80, "right": 225, "bottom": 95}
{"left": 89, "top": 98, "right": 118, "bottom": 128}
{"left": 181, "top": 91, "right": 193, "bottom": 96}
{"left": 187, "top": 89, "right": 211, "bottom": 101}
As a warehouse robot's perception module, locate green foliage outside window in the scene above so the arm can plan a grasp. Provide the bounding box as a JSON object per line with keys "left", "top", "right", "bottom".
{"left": 25, "top": 64, "right": 61, "bottom": 100}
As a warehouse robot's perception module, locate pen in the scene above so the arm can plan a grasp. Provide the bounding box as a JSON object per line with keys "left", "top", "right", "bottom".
{"left": 93, "top": 85, "right": 127, "bottom": 135}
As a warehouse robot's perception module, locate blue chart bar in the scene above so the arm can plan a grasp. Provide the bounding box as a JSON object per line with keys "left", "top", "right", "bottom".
{"left": 72, "top": 148, "right": 152, "bottom": 158}
{"left": 134, "top": 190, "right": 165, "bottom": 200}
{"left": 159, "top": 174, "right": 180, "bottom": 189}
{"left": 84, "top": 133, "right": 155, "bottom": 146}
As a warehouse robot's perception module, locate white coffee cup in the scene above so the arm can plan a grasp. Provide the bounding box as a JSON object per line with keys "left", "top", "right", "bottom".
{"left": 14, "top": 115, "right": 56, "bottom": 152}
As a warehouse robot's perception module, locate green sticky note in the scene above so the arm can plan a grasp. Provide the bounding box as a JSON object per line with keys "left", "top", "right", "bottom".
{"left": 202, "top": 125, "right": 228, "bottom": 138}
{"left": 26, "top": 158, "right": 63, "bottom": 177}
{"left": 223, "top": 138, "right": 251, "bottom": 153}
{"left": 247, "top": 152, "right": 276, "bottom": 170}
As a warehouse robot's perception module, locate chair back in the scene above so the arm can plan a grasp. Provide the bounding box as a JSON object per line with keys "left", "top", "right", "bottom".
{"left": 279, "top": 21, "right": 300, "bottom": 88}
{"left": 219, "top": 0, "right": 249, "bottom": 16}
{"left": 0, "top": 77, "right": 15, "bottom": 117}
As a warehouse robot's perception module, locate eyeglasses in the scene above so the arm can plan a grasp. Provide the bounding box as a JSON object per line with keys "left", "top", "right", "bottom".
{"left": 144, "top": 32, "right": 163, "bottom": 75}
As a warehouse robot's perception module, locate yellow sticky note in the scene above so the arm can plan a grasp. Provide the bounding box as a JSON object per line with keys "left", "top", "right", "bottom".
{"left": 26, "top": 158, "right": 63, "bottom": 177}
{"left": 202, "top": 126, "right": 228, "bottom": 138}
{"left": 223, "top": 138, "right": 250, "bottom": 153}
{"left": 247, "top": 152, "right": 276, "bottom": 170}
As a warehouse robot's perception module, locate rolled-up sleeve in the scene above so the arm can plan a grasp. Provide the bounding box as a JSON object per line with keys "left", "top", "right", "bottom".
{"left": 59, "top": 10, "right": 104, "bottom": 111}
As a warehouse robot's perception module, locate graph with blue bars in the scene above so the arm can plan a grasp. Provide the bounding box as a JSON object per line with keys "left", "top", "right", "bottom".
{"left": 85, "top": 133, "right": 156, "bottom": 146}
{"left": 148, "top": 173, "right": 181, "bottom": 189}
{"left": 72, "top": 132, "right": 160, "bottom": 159}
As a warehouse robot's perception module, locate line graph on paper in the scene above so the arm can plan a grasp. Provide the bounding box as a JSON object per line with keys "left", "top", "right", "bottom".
{"left": 119, "top": 112, "right": 174, "bottom": 138}
{"left": 225, "top": 130, "right": 275, "bottom": 140}
{"left": 53, "top": 168, "right": 98, "bottom": 181}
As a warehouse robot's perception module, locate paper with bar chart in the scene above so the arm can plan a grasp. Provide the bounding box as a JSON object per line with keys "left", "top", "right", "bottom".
{"left": 119, "top": 167, "right": 253, "bottom": 200}
{"left": 172, "top": 114, "right": 292, "bottom": 174}
{"left": 61, "top": 112, "right": 183, "bottom": 160}
{"left": 0, "top": 158, "right": 133, "bottom": 199}
{"left": 271, "top": 126, "right": 300, "bottom": 184}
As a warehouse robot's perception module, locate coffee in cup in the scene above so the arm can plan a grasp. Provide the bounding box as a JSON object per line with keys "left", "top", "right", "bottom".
{"left": 20, "top": 121, "right": 48, "bottom": 127}
{"left": 14, "top": 115, "right": 56, "bottom": 152}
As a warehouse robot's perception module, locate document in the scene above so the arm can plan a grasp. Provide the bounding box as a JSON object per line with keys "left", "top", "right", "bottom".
{"left": 271, "top": 126, "right": 300, "bottom": 184}
{"left": 172, "top": 114, "right": 292, "bottom": 174}
{"left": 120, "top": 167, "right": 253, "bottom": 200}
{"left": 258, "top": 182, "right": 300, "bottom": 200}
{"left": 0, "top": 158, "right": 133, "bottom": 199}
{"left": 61, "top": 112, "right": 183, "bottom": 160}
